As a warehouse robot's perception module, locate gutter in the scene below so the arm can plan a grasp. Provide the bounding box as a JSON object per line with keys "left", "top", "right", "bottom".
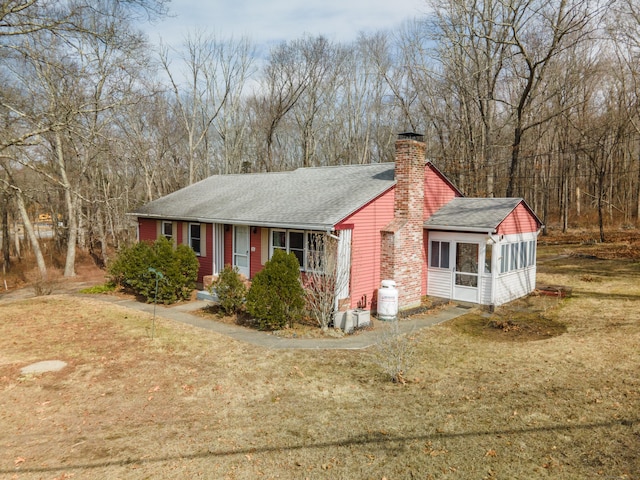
{"left": 129, "top": 213, "right": 334, "bottom": 232}
{"left": 425, "top": 225, "right": 497, "bottom": 234}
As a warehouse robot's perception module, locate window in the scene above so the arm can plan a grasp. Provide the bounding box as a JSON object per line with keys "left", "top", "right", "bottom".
{"left": 510, "top": 243, "right": 519, "bottom": 271}
{"left": 272, "top": 230, "right": 286, "bottom": 253}
{"left": 189, "top": 223, "right": 201, "bottom": 255}
{"left": 501, "top": 244, "right": 509, "bottom": 273}
{"left": 162, "top": 221, "right": 173, "bottom": 240}
{"left": 270, "top": 229, "right": 327, "bottom": 271}
{"left": 430, "top": 241, "right": 450, "bottom": 269}
{"left": 289, "top": 231, "right": 304, "bottom": 267}
{"left": 529, "top": 240, "right": 536, "bottom": 266}
{"left": 484, "top": 244, "right": 492, "bottom": 274}
{"left": 500, "top": 240, "right": 536, "bottom": 273}
{"left": 307, "top": 232, "right": 326, "bottom": 272}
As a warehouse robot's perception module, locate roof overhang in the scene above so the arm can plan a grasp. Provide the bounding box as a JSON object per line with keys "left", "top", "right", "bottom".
{"left": 130, "top": 213, "right": 335, "bottom": 232}
{"left": 425, "top": 225, "right": 496, "bottom": 234}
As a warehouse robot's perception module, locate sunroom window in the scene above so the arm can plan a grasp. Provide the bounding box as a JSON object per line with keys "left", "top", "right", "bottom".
{"left": 500, "top": 240, "right": 537, "bottom": 274}
{"left": 430, "top": 241, "right": 450, "bottom": 269}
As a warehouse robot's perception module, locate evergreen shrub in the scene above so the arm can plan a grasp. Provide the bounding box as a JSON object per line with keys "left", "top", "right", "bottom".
{"left": 211, "top": 265, "right": 247, "bottom": 315}
{"left": 246, "top": 249, "right": 305, "bottom": 330}
{"left": 108, "top": 237, "right": 199, "bottom": 304}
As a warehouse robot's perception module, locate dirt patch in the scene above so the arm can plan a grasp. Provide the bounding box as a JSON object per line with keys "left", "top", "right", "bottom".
{"left": 450, "top": 292, "right": 568, "bottom": 342}
{"left": 451, "top": 309, "right": 567, "bottom": 342}
{"left": 1, "top": 248, "right": 107, "bottom": 301}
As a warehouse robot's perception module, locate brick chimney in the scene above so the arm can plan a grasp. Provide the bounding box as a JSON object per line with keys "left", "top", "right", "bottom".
{"left": 380, "top": 133, "right": 426, "bottom": 310}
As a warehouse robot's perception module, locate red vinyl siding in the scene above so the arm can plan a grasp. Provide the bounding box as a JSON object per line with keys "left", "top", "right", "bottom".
{"left": 337, "top": 187, "right": 395, "bottom": 310}
{"left": 138, "top": 218, "right": 214, "bottom": 283}
{"left": 497, "top": 203, "right": 540, "bottom": 235}
{"left": 138, "top": 218, "right": 157, "bottom": 242}
{"left": 196, "top": 223, "right": 214, "bottom": 282}
{"left": 424, "top": 165, "right": 460, "bottom": 219}
{"left": 250, "top": 227, "right": 262, "bottom": 278}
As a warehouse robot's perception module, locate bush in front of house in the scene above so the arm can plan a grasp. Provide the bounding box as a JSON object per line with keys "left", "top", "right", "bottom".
{"left": 245, "top": 249, "right": 305, "bottom": 330}
{"left": 210, "top": 265, "right": 247, "bottom": 315}
{"left": 108, "top": 237, "right": 199, "bottom": 304}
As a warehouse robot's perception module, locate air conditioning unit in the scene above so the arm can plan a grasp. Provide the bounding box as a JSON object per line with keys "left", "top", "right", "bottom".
{"left": 352, "top": 309, "right": 371, "bottom": 328}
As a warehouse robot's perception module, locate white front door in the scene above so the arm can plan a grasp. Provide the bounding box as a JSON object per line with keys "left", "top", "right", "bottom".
{"left": 453, "top": 242, "right": 479, "bottom": 303}
{"left": 233, "top": 225, "right": 250, "bottom": 278}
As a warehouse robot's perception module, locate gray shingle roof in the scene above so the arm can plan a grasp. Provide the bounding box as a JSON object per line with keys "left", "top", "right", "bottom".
{"left": 131, "top": 163, "right": 395, "bottom": 230}
{"left": 424, "top": 197, "right": 526, "bottom": 232}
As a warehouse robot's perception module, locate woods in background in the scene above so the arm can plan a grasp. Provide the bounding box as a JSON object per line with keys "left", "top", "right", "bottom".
{"left": 2, "top": 0, "right": 639, "bottom": 276}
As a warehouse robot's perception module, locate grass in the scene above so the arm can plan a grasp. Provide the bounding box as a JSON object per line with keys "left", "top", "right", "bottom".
{"left": 0, "top": 240, "right": 639, "bottom": 479}
{"left": 79, "top": 282, "right": 117, "bottom": 294}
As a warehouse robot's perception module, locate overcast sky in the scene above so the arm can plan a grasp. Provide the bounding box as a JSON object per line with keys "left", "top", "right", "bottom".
{"left": 143, "top": 0, "right": 429, "bottom": 48}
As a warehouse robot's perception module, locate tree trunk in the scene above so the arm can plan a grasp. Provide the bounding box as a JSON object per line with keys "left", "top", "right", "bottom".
{"left": 597, "top": 167, "right": 606, "bottom": 243}
{"left": 506, "top": 125, "right": 523, "bottom": 197}
{"left": 1, "top": 196, "right": 10, "bottom": 271}
{"left": 15, "top": 190, "right": 47, "bottom": 279}
{"left": 54, "top": 131, "right": 77, "bottom": 277}
{"left": 96, "top": 205, "right": 109, "bottom": 267}
{"left": 13, "top": 216, "right": 21, "bottom": 259}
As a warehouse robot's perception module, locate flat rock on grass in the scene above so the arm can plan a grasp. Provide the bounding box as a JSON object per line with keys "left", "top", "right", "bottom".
{"left": 21, "top": 360, "right": 67, "bottom": 375}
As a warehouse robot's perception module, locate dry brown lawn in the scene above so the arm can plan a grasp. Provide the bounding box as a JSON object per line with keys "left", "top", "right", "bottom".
{"left": 0, "top": 238, "right": 639, "bottom": 479}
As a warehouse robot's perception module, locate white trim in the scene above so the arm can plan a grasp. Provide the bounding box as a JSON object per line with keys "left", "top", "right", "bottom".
{"left": 161, "top": 220, "right": 173, "bottom": 240}
{"left": 232, "top": 225, "right": 250, "bottom": 278}
{"left": 269, "top": 228, "right": 328, "bottom": 273}
{"left": 213, "top": 223, "right": 225, "bottom": 276}
{"left": 335, "top": 229, "right": 352, "bottom": 305}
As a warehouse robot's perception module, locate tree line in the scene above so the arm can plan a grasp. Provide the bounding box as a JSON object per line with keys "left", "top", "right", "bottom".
{"left": 1, "top": 0, "right": 639, "bottom": 278}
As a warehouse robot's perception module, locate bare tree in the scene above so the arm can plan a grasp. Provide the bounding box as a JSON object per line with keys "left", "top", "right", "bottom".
{"left": 303, "top": 234, "right": 338, "bottom": 331}
{"left": 503, "top": 0, "right": 601, "bottom": 197}
{"left": 250, "top": 39, "right": 316, "bottom": 172}
{"left": 160, "top": 32, "right": 254, "bottom": 183}
{"left": 0, "top": 161, "right": 47, "bottom": 278}
{"left": 425, "top": 0, "right": 514, "bottom": 196}
{"left": 1, "top": 0, "right": 164, "bottom": 275}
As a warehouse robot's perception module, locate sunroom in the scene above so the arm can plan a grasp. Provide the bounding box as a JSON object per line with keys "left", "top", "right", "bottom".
{"left": 424, "top": 197, "right": 543, "bottom": 308}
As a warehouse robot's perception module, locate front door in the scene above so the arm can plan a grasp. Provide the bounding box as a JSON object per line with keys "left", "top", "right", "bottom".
{"left": 453, "top": 242, "right": 479, "bottom": 303}
{"left": 233, "top": 225, "right": 250, "bottom": 278}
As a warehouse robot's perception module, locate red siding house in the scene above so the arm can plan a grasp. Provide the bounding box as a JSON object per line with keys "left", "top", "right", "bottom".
{"left": 131, "top": 133, "right": 543, "bottom": 311}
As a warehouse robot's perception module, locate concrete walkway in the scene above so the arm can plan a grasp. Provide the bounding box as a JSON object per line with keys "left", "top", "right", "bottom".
{"left": 89, "top": 294, "right": 471, "bottom": 350}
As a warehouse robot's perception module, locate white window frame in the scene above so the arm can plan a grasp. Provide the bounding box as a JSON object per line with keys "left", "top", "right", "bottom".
{"left": 430, "top": 240, "right": 451, "bottom": 269}
{"left": 306, "top": 231, "right": 326, "bottom": 273}
{"left": 288, "top": 230, "right": 305, "bottom": 269}
{"left": 162, "top": 221, "right": 173, "bottom": 241}
{"left": 499, "top": 238, "right": 537, "bottom": 274}
{"left": 500, "top": 244, "right": 509, "bottom": 273}
{"left": 269, "top": 229, "right": 326, "bottom": 272}
{"left": 529, "top": 240, "right": 536, "bottom": 266}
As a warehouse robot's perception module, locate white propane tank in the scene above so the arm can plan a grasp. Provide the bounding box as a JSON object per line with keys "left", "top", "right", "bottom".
{"left": 377, "top": 280, "right": 399, "bottom": 321}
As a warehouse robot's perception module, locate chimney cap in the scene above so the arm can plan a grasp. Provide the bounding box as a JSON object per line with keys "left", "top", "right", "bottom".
{"left": 397, "top": 132, "right": 424, "bottom": 142}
